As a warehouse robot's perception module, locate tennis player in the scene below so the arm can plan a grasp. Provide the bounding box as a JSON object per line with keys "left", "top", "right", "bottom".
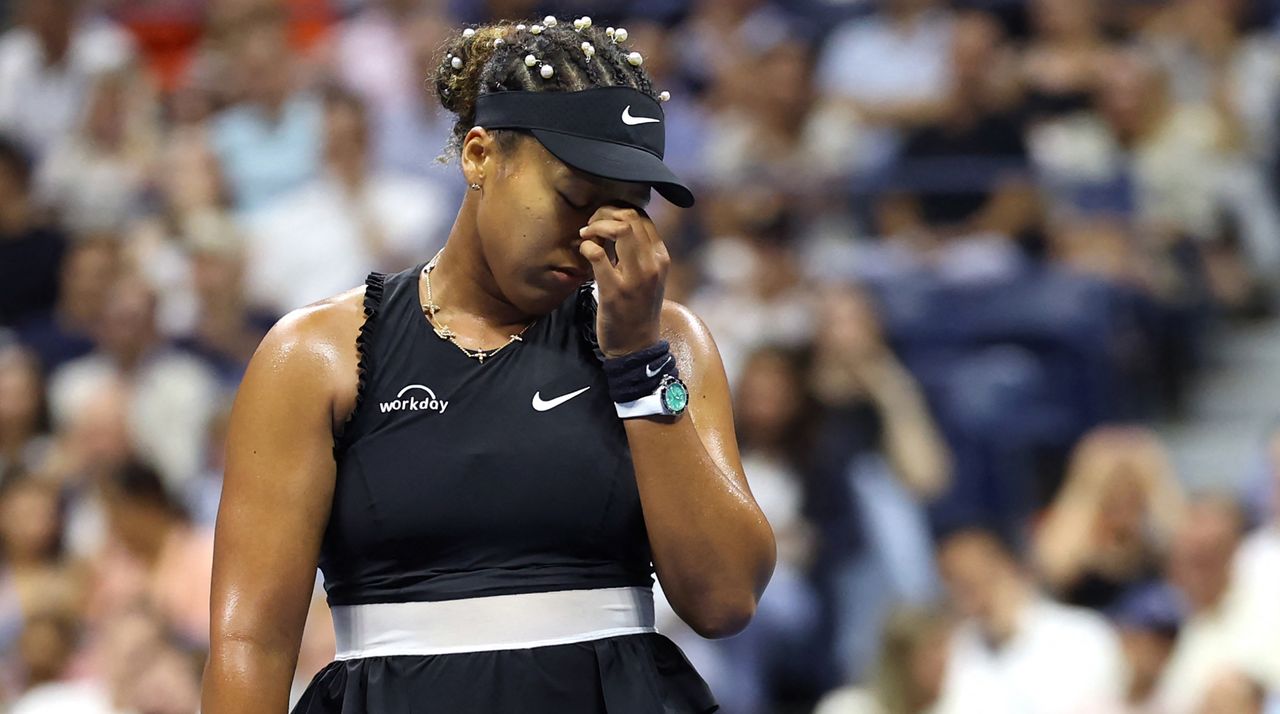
{"left": 202, "top": 17, "right": 776, "bottom": 714}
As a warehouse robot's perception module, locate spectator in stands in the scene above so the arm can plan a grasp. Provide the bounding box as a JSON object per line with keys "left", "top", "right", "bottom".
{"left": 1148, "top": 0, "right": 1280, "bottom": 292}
{"left": 673, "top": 0, "right": 790, "bottom": 98}
{"left": 14, "top": 237, "right": 115, "bottom": 373}
{"left": 125, "top": 128, "right": 237, "bottom": 339}
{"left": 209, "top": 5, "right": 321, "bottom": 212}
{"left": 0, "top": 135, "right": 66, "bottom": 329}
{"left": 1155, "top": 496, "right": 1258, "bottom": 713}
{"left": 6, "top": 609, "right": 78, "bottom": 703}
{"left": 1109, "top": 582, "right": 1185, "bottom": 712}
{"left": 1035, "top": 426, "right": 1185, "bottom": 611}
{"left": 0, "top": 474, "right": 77, "bottom": 633}
{"left": 0, "top": 0, "right": 135, "bottom": 158}
{"left": 1097, "top": 51, "right": 1236, "bottom": 259}
{"left": 1144, "top": 0, "right": 1280, "bottom": 164}
{"left": 92, "top": 460, "right": 212, "bottom": 647}
{"left": 173, "top": 212, "right": 276, "bottom": 387}
{"left": 816, "top": 0, "right": 954, "bottom": 169}
{"left": 47, "top": 276, "right": 220, "bottom": 492}
{"left": 35, "top": 70, "right": 157, "bottom": 235}
{"left": 701, "top": 28, "right": 859, "bottom": 195}
{"left": 807, "top": 285, "right": 951, "bottom": 679}
{"left": 878, "top": 13, "right": 1037, "bottom": 247}
{"left": 10, "top": 605, "right": 199, "bottom": 714}
{"left": 244, "top": 83, "right": 449, "bottom": 313}
{"left": 690, "top": 197, "right": 816, "bottom": 384}
{"left": 44, "top": 375, "right": 133, "bottom": 560}
{"left": 811, "top": 607, "right": 953, "bottom": 714}
{"left": 331, "top": 0, "right": 455, "bottom": 179}
{"left": 0, "top": 344, "right": 52, "bottom": 482}
{"left": 1195, "top": 670, "right": 1269, "bottom": 714}
{"left": 934, "top": 527, "right": 1127, "bottom": 713}
{"left": 1020, "top": 0, "right": 1110, "bottom": 124}
{"left": 1231, "top": 430, "right": 1280, "bottom": 690}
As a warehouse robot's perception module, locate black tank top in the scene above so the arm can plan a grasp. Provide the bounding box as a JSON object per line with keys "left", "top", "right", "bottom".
{"left": 319, "top": 261, "right": 655, "bottom": 606}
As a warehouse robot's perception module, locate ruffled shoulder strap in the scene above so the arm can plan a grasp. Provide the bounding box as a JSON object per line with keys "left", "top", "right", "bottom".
{"left": 333, "top": 271, "right": 386, "bottom": 458}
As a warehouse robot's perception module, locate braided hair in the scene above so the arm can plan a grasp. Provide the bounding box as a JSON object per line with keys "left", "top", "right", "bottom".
{"left": 432, "top": 19, "right": 659, "bottom": 156}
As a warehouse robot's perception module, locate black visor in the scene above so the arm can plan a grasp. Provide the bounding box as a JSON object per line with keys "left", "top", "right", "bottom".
{"left": 473, "top": 87, "right": 694, "bottom": 208}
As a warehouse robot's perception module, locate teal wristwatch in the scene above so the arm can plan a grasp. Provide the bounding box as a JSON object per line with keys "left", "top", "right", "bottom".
{"left": 615, "top": 375, "right": 689, "bottom": 419}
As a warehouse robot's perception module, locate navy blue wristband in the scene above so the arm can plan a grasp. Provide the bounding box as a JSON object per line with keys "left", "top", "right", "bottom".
{"left": 602, "top": 341, "right": 679, "bottom": 402}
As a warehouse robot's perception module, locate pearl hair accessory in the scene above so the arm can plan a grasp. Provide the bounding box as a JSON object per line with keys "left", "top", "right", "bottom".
{"left": 523, "top": 52, "right": 553, "bottom": 79}
{"left": 574, "top": 16, "right": 592, "bottom": 30}
{"left": 451, "top": 56, "right": 463, "bottom": 69}
{"left": 515, "top": 23, "right": 526, "bottom": 30}
{"left": 627, "top": 51, "right": 643, "bottom": 66}
{"left": 543, "top": 15, "right": 557, "bottom": 27}
{"left": 605, "top": 27, "right": 615, "bottom": 38}
{"left": 581, "top": 41, "right": 595, "bottom": 58}
{"left": 530, "top": 24, "right": 544, "bottom": 35}
{"left": 659, "top": 91, "right": 671, "bottom": 102}
{"left": 494, "top": 37, "right": 504, "bottom": 47}
{"left": 614, "top": 28, "right": 629, "bottom": 43}
{"left": 462, "top": 28, "right": 475, "bottom": 38}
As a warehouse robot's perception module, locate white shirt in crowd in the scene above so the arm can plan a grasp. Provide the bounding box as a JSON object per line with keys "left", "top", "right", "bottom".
{"left": 1155, "top": 526, "right": 1280, "bottom": 714}
{"left": 244, "top": 171, "right": 450, "bottom": 314}
{"left": 935, "top": 597, "right": 1127, "bottom": 714}
{"left": 48, "top": 350, "right": 222, "bottom": 498}
{"left": 815, "top": 10, "right": 954, "bottom": 108}
{"left": 0, "top": 17, "right": 133, "bottom": 157}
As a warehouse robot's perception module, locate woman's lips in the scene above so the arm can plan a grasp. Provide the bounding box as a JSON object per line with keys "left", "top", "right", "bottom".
{"left": 549, "top": 266, "right": 590, "bottom": 283}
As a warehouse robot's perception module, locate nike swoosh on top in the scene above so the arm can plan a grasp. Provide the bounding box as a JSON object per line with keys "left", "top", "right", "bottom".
{"left": 531, "top": 386, "right": 592, "bottom": 412}
{"left": 621, "top": 105, "right": 661, "bottom": 125}
{"left": 645, "top": 356, "right": 672, "bottom": 378}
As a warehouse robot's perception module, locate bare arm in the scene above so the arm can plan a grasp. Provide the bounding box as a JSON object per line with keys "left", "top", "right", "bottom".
{"left": 1035, "top": 485, "right": 1104, "bottom": 590}
{"left": 579, "top": 207, "right": 776, "bottom": 639}
{"left": 619, "top": 303, "right": 777, "bottom": 639}
{"left": 860, "top": 359, "right": 953, "bottom": 501}
{"left": 201, "top": 295, "right": 359, "bottom": 713}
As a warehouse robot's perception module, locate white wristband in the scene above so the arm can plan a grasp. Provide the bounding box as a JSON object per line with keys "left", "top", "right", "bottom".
{"left": 614, "top": 393, "right": 666, "bottom": 419}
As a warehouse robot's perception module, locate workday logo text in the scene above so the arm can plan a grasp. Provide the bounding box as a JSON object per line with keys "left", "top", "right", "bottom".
{"left": 380, "top": 384, "right": 450, "bottom": 415}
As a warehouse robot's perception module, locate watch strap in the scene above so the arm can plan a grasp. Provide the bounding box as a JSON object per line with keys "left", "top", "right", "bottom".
{"left": 614, "top": 393, "right": 667, "bottom": 419}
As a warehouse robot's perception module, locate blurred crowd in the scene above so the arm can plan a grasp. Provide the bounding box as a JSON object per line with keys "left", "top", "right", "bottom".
{"left": 1, "top": 0, "right": 1280, "bottom": 712}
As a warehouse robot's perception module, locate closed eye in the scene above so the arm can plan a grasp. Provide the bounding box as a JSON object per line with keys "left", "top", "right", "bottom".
{"left": 557, "top": 191, "right": 591, "bottom": 211}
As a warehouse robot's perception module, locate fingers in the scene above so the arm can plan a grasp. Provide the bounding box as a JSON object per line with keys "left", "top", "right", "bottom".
{"left": 579, "top": 207, "right": 663, "bottom": 279}
{"left": 579, "top": 238, "right": 619, "bottom": 288}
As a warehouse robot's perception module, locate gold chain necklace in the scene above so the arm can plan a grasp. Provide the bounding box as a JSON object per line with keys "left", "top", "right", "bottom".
{"left": 420, "top": 252, "right": 533, "bottom": 364}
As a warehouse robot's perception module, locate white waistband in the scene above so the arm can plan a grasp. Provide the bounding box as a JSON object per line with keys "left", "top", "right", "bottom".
{"left": 331, "top": 586, "right": 656, "bottom": 659}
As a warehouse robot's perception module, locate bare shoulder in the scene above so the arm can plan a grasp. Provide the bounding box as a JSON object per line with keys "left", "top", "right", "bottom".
{"left": 658, "top": 299, "right": 729, "bottom": 395}
{"left": 658, "top": 303, "right": 744, "bottom": 474}
{"left": 251, "top": 285, "right": 367, "bottom": 433}
{"left": 659, "top": 300, "right": 717, "bottom": 360}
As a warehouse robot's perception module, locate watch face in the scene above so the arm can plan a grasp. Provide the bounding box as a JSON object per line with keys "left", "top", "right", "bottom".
{"left": 662, "top": 380, "right": 689, "bottom": 414}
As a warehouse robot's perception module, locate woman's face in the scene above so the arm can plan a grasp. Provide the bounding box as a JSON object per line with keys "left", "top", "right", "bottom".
{"left": 466, "top": 133, "right": 651, "bottom": 316}
{"left": 736, "top": 351, "right": 802, "bottom": 446}
{"left": 1097, "top": 468, "right": 1148, "bottom": 542}
{"left": 0, "top": 348, "right": 42, "bottom": 434}
{"left": 0, "top": 480, "right": 61, "bottom": 563}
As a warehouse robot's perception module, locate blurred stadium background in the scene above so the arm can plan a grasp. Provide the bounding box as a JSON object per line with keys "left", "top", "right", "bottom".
{"left": 2, "top": 0, "right": 1280, "bottom": 712}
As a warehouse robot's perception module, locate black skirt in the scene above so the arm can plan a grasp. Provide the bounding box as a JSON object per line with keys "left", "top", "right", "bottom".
{"left": 291, "top": 632, "right": 719, "bottom": 713}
